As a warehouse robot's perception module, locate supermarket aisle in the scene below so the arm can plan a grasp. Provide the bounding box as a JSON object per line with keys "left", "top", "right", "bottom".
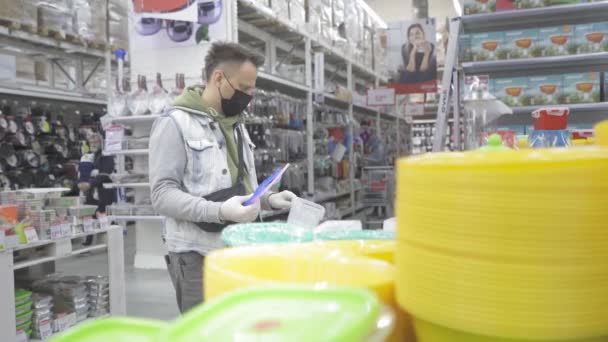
{"left": 55, "top": 226, "right": 180, "bottom": 321}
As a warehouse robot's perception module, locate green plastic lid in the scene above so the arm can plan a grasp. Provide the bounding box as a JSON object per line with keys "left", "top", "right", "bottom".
{"left": 315, "top": 229, "right": 395, "bottom": 241}
{"left": 15, "top": 289, "right": 32, "bottom": 302}
{"left": 15, "top": 300, "right": 33, "bottom": 315}
{"left": 49, "top": 317, "right": 168, "bottom": 342}
{"left": 163, "top": 286, "right": 381, "bottom": 342}
{"left": 480, "top": 134, "right": 510, "bottom": 151}
{"left": 221, "top": 223, "right": 314, "bottom": 247}
{"left": 16, "top": 319, "right": 32, "bottom": 332}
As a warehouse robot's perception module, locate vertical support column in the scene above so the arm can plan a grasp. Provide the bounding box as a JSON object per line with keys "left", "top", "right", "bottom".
{"left": 347, "top": 62, "right": 355, "bottom": 215}
{"left": 268, "top": 40, "right": 277, "bottom": 75}
{"left": 76, "top": 57, "right": 85, "bottom": 91}
{"left": 305, "top": 38, "right": 314, "bottom": 195}
{"left": 107, "top": 226, "right": 126, "bottom": 315}
{"left": 375, "top": 77, "right": 381, "bottom": 140}
{"left": 396, "top": 116, "right": 401, "bottom": 157}
{"left": 433, "top": 18, "right": 461, "bottom": 152}
{"left": 453, "top": 69, "right": 461, "bottom": 150}
{"left": 0, "top": 252, "right": 17, "bottom": 342}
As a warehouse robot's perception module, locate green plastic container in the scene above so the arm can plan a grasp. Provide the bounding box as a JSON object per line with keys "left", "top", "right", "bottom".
{"left": 16, "top": 310, "right": 33, "bottom": 326}
{"left": 221, "top": 222, "right": 314, "bottom": 247}
{"left": 315, "top": 229, "right": 395, "bottom": 241}
{"left": 15, "top": 300, "right": 33, "bottom": 316}
{"left": 49, "top": 317, "right": 168, "bottom": 342}
{"left": 16, "top": 320, "right": 32, "bottom": 332}
{"left": 162, "top": 286, "right": 382, "bottom": 342}
{"left": 14, "top": 289, "right": 32, "bottom": 306}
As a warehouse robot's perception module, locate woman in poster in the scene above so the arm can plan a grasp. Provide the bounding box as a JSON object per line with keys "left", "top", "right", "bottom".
{"left": 400, "top": 23, "right": 437, "bottom": 84}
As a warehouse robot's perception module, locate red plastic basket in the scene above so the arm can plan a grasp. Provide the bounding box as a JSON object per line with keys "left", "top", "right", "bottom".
{"left": 532, "top": 107, "right": 570, "bottom": 130}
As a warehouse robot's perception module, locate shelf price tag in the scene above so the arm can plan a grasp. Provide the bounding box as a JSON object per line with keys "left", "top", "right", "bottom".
{"left": 24, "top": 226, "right": 39, "bottom": 243}
{"left": 50, "top": 221, "right": 62, "bottom": 240}
{"left": 367, "top": 88, "right": 395, "bottom": 106}
{"left": 61, "top": 221, "right": 72, "bottom": 237}
{"left": 405, "top": 102, "right": 425, "bottom": 116}
{"left": 54, "top": 312, "right": 76, "bottom": 332}
{"left": 98, "top": 214, "right": 109, "bottom": 230}
{"left": 16, "top": 330, "right": 28, "bottom": 342}
{"left": 83, "top": 216, "right": 94, "bottom": 232}
{"left": 37, "top": 320, "right": 53, "bottom": 339}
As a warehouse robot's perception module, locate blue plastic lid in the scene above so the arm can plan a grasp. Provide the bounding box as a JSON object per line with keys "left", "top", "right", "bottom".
{"left": 114, "top": 49, "right": 127, "bottom": 60}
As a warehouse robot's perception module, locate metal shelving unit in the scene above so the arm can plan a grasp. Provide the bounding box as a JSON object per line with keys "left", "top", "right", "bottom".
{"left": 0, "top": 226, "right": 126, "bottom": 342}
{"left": 434, "top": 3, "right": 608, "bottom": 148}
{"left": 234, "top": 0, "right": 391, "bottom": 217}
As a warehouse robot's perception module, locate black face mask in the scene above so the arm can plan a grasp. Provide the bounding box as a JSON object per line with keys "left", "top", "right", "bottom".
{"left": 219, "top": 73, "right": 252, "bottom": 117}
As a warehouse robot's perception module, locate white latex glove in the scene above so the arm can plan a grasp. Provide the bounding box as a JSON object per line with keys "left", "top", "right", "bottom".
{"left": 268, "top": 191, "right": 297, "bottom": 210}
{"left": 219, "top": 195, "right": 260, "bottom": 223}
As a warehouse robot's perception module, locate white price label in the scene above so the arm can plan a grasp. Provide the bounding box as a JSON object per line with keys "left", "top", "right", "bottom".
{"left": 405, "top": 102, "right": 425, "bottom": 116}
{"left": 37, "top": 320, "right": 53, "bottom": 339}
{"left": 61, "top": 222, "right": 72, "bottom": 237}
{"left": 55, "top": 312, "right": 77, "bottom": 332}
{"left": 16, "top": 330, "right": 27, "bottom": 342}
{"left": 50, "top": 223, "right": 62, "bottom": 240}
{"left": 98, "top": 214, "right": 109, "bottom": 230}
{"left": 24, "top": 226, "right": 39, "bottom": 243}
{"left": 367, "top": 88, "right": 395, "bottom": 106}
{"left": 83, "top": 217, "right": 94, "bottom": 232}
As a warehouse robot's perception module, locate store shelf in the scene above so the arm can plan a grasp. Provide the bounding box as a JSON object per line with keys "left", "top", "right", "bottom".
{"left": 495, "top": 102, "right": 608, "bottom": 125}
{"left": 103, "top": 182, "right": 150, "bottom": 189}
{"left": 103, "top": 149, "right": 149, "bottom": 156}
{"left": 237, "top": 0, "right": 386, "bottom": 83}
{"left": 257, "top": 71, "right": 310, "bottom": 93}
{"left": 109, "top": 115, "right": 160, "bottom": 125}
{"left": 11, "top": 227, "right": 116, "bottom": 270}
{"left": 462, "top": 52, "right": 608, "bottom": 77}
{"left": 110, "top": 215, "right": 165, "bottom": 222}
{"left": 30, "top": 314, "right": 110, "bottom": 342}
{"left": 0, "top": 26, "right": 106, "bottom": 60}
{"left": 0, "top": 83, "right": 106, "bottom": 105}
{"left": 461, "top": 2, "right": 608, "bottom": 33}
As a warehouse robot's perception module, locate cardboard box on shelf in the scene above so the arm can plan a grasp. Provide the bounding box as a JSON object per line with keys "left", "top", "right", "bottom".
{"left": 505, "top": 28, "right": 539, "bottom": 59}
{"left": 529, "top": 75, "right": 563, "bottom": 106}
{"left": 577, "top": 22, "right": 608, "bottom": 53}
{"left": 464, "top": 0, "right": 496, "bottom": 15}
{"left": 538, "top": 25, "right": 573, "bottom": 57}
{"left": 494, "top": 77, "right": 530, "bottom": 107}
{"left": 496, "top": 0, "right": 515, "bottom": 11}
{"left": 471, "top": 31, "right": 506, "bottom": 61}
{"left": 0, "top": 0, "right": 37, "bottom": 31}
{"left": 563, "top": 72, "right": 601, "bottom": 104}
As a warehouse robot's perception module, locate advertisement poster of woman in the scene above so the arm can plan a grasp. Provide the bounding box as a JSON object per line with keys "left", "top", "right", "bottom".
{"left": 387, "top": 19, "right": 438, "bottom": 94}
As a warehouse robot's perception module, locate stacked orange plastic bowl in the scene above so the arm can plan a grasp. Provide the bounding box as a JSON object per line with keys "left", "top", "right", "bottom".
{"left": 395, "top": 122, "right": 608, "bottom": 341}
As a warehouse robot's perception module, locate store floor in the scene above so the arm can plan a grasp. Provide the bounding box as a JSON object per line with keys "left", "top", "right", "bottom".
{"left": 56, "top": 225, "right": 180, "bottom": 321}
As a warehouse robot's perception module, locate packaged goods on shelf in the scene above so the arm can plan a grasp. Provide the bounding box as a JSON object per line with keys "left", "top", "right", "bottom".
{"left": 494, "top": 77, "right": 530, "bottom": 106}
{"left": 36, "top": 0, "right": 75, "bottom": 38}
{"left": 529, "top": 75, "right": 563, "bottom": 105}
{"left": 0, "top": 0, "right": 37, "bottom": 30}
{"left": 538, "top": 25, "right": 573, "bottom": 57}
{"left": 270, "top": 0, "right": 289, "bottom": 22}
{"left": 505, "top": 28, "right": 539, "bottom": 59}
{"left": 563, "top": 72, "right": 601, "bottom": 103}
{"left": 288, "top": 0, "right": 306, "bottom": 30}
{"left": 464, "top": 0, "right": 496, "bottom": 15}
{"left": 471, "top": 31, "right": 506, "bottom": 61}
{"left": 109, "top": 0, "right": 128, "bottom": 50}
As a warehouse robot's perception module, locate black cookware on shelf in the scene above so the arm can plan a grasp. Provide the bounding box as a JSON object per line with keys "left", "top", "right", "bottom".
{"left": 18, "top": 150, "right": 41, "bottom": 168}
{"left": 9, "top": 129, "right": 32, "bottom": 149}
{"left": 0, "top": 172, "right": 10, "bottom": 191}
{"left": 0, "top": 115, "right": 7, "bottom": 140}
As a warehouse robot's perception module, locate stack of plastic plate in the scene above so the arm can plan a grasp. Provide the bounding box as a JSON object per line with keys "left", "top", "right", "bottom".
{"left": 395, "top": 121, "right": 608, "bottom": 341}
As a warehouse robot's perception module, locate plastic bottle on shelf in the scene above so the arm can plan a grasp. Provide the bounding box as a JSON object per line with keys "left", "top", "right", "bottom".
{"left": 149, "top": 73, "right": 171, "bottom": 114}
{"left": 127, "top": 75, "right": 150, "bottom": 116}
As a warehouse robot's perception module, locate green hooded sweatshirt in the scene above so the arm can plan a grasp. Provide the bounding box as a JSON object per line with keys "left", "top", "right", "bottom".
{"left": 172, "top": 86, "right": 252, "bottom": 193}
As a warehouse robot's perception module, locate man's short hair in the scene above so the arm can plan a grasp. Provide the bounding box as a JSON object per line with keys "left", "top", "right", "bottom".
{"left": 204, "top": 42, "right": 264, "bottom": 81}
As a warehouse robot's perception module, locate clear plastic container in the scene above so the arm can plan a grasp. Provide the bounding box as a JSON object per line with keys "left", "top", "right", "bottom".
{"left": 16, "top": 310, "right": 33, "bottom": 326}
{"left": 48, "top": 317, "right": 168, "bottom": 342}
{"left": 15, "top": 289, "right": 32, "bottom": 306}
{"left": 15, "top": 300, "right": 33, "bottom": 316}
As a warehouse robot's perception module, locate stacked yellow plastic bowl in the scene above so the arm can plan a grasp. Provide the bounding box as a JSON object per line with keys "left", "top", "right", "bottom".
{"left": 205, "top": 241, "right": 416, "bottom": 341}
{"left": 395, "top": 122, "right": 608, "bottom": 341}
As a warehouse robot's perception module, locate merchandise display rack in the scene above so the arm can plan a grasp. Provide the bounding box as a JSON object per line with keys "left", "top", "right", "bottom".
{"left": 433, "top": 2, "right": 608, "bottom": 150}
{"left": 234, "top": 0, "right": 405, "bottom": 218}
{"left": 0, "top": 225, "right": 126, "bottom": 342}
